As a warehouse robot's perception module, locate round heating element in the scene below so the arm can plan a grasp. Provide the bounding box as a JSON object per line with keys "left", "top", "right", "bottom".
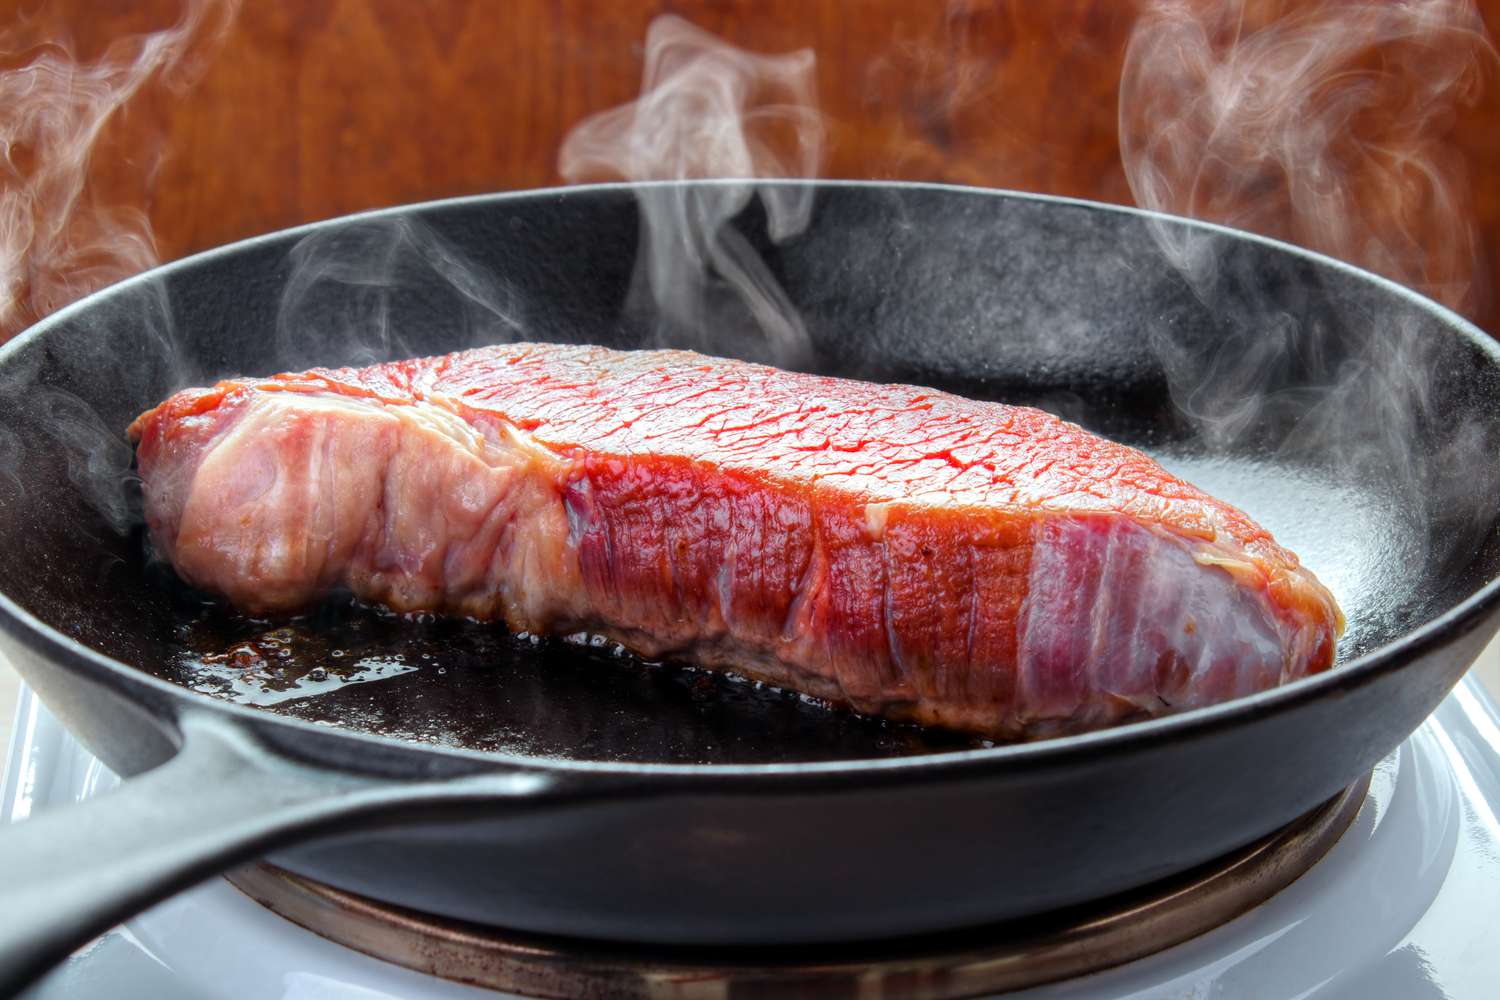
{"left": 226, "top": 774, "right": 1370, "bottom": 999}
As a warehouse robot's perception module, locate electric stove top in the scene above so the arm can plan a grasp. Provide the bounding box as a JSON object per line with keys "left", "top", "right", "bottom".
{"left": 7, "top": 674, "right": 1500, "bottom": 999}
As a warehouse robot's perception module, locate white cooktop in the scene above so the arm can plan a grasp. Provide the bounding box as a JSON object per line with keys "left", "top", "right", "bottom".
{"left": 7, "top": 676, "right": 1500, "bottom": 1000}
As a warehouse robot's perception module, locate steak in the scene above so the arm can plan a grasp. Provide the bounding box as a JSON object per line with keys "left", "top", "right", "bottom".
{"left": 129, "top": 343, "right": 1343, "bottom": 738}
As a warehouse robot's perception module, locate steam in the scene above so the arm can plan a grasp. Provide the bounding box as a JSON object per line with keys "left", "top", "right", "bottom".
{"left": 0, "top": 0, "right": 238, "bottom": 336}
{"left": 0, "top": 1, "right": 236, "bottom": 535}
{"left": 1121, "top": 0, "right": 1492, "bottom": 315}
{"left": 35, "top": 386, "right": 139, "bottom": 534}
{"left": 276, "top": 218, "right": 526, "bottom": 373}
{"left": 1120, "top": 0, "right": 1500, "bottom": 577}
{"left": 559, "top": 15, "right": 824, "bottom": 365}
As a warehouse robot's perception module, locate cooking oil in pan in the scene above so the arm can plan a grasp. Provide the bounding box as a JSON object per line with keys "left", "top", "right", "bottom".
{"left": 167, "top": 600, "right": 987, "bottom": 765}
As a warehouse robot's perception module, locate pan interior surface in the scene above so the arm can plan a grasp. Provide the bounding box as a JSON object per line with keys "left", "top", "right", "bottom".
{"left": 0, "top": 183, "right": 1496, "bottom": 765}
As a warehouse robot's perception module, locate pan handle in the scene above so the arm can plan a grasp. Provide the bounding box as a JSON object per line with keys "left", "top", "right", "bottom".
{"left": 0, "top": 709, "right": 575, "bottom": 997}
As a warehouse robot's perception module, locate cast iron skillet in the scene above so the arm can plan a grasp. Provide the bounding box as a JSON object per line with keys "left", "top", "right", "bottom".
{"left": 0, "top": 181, "right": 1497, "bottom": 995}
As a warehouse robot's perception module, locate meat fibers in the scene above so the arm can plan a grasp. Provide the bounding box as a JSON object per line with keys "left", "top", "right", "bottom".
{"left": 130, "top": 343, "right": 1343, "bottom": 738}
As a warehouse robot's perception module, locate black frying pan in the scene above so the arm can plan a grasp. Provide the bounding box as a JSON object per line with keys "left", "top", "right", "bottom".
{"left": 0, "top": 182, "right": 1497, "bottom": 996}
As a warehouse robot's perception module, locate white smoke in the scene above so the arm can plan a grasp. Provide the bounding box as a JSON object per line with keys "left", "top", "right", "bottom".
{"left": 559, "top": 15, "right": 825, "bottom": 365}
{"left": 1121, "top": 0, "right": 1493, "bottom": 315}
{"left": 1120, "top": 0, "right": 1500, "bottom": 579}
{"left": 0, "top": 0, "right": 238, "bottom": 335}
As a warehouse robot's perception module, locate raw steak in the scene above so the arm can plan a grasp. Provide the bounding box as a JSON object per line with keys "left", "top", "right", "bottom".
{"left": 129, "top": 343, "right": 1343, "bottom": 738}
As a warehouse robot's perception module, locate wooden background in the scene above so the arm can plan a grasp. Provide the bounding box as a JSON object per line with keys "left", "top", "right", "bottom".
{"left": 4, "top": 0, "right": 1499, "bottom": 337}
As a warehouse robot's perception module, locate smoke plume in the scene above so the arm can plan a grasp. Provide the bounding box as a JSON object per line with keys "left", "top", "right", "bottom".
{"left": 275, "top": 217, "right": 526, "bottom": 374}
{"left": 1121, "top": 0, "right": 1493, "bottom": 315}
{"left": 1120, "top": 0, "right": 1500, "bottom": 585}
{"left": 0, "top": 0, "right": 238, "bottom": 336}
{"left": 0, "top": 1, "right": 237, "bottom": 535}
{"left": 559, "top": 15, "right": 825, "bottom": 366}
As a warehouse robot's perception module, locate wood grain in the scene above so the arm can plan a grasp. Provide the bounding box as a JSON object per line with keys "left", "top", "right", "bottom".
{"left": 2, "top": 0, "right": 1498, "bottom": 335}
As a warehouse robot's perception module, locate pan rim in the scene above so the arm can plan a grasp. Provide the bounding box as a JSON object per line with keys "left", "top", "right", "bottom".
{"left": 0, "top": 178, "right": 1496, "bottom": 781}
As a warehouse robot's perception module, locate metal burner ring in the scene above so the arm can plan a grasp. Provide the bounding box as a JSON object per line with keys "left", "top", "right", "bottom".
{"left": 228, "top": 774, "right": 1370, "bottom": 998}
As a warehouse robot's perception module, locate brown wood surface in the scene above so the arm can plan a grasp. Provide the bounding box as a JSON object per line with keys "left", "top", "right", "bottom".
{"left": 3, "top": 0, "right": 1498, "bottom": 337}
